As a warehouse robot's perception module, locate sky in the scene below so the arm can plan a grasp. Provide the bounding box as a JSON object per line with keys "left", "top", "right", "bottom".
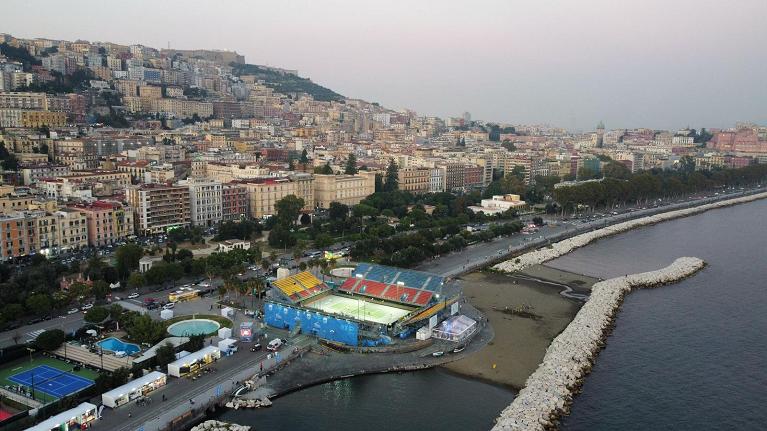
{"left": 2, "top": 0, "right": 766, "bottom": 131}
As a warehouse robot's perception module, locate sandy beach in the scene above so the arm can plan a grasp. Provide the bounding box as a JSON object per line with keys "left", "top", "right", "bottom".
{"left": 442, "top": 267, "right": 596, "bottom": 389}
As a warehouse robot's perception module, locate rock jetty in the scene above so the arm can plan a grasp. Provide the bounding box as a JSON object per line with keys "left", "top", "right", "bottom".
{"left": 191, "top": 420, "right": 250, "bottom": 431}
{"left": 225, "top": 397, "right": 273, "bottom": 409}
{"left": 494, "top": 191, "right": 767, "bottom": 273}
{"left": 492, "top": 257, "right": 706, "bottom": 430}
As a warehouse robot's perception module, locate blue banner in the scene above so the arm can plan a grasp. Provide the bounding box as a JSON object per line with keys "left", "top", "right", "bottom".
{"left": 264, "top": 302, "right": 359, "bottom": 346}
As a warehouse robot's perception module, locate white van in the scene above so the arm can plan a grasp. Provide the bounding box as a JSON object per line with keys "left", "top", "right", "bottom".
{"left": 267, "top": 338, "right": 283, "bottom": 351}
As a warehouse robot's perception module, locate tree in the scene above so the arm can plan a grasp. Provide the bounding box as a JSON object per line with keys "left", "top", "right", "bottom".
{"left": 187, "top": 334, "right": 205, "bottom": 352}
{"left": 328, "top": 202, "right": 349, "bottom": 221}
{"left": 3, "top": 303, "right": 24, "bottom": 321}
{"left": 374, "top": 173, "right": 384, "bottom": 192}
{"left": 501, "top": 140, "right": 516, "bottom": 152}
{"left": 268, "top": 224, "right": 296, "bottom": 249}
{"left": 603, "top": 162, "right": 631, "bottom": 180}
{"left": 288, "top": 159, "right": 296, "bottom": 171}
{"left": 126, "top": 314, "right": 165, "bottom": 344}
{"left": 92, "top": 280, "right": 110, "bottom": 300}
{"left": 314, "top": 162, "right": 333, "bottom": 175}
{"left": 115, "top": 244, "right": 143, "bottom": 279}
{"left": 299, "top": 149, "right": 310, "bottom": 168}
{"left": 84, "top": 306, "right": 110, "bottom": 323}
{"left": 314, "top": 233, "right": 334, "bottom": 249}
{"left": 25, "top": 294, "right": 52, "bottom": 316}
{"left": 127, "top": 272, "right": 145, "bottom": 289}
{"left": 155, "top": 342, "right": 176, "bottom": 370}
{"left": 344, "top": 153, "right": 358, "bottom": 175}
{"left": 383, "top": 159, "right": 399, "bottom": 191}
{"left": 275, "top": 195, "right": 305, "bottom": 227}
{"left": 176, "top": 248, "right": 194, "bottom": 260}
{"left": 679, "top": 155, "right": 696, "bottom": 173}
{"left": 35, "top": 329, "right": 66, "bottom": 351}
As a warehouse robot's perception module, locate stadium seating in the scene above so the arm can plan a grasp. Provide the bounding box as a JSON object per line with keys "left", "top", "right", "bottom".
{"left": 273, "top": 271, "right": 328, "bottom": 303}
{"left": 343, "top": 263, "right": 443, "bottom": 307}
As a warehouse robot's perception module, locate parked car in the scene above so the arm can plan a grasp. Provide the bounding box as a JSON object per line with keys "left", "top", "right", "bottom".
{"left": 431, "top": 351, "right": 445, "bottom": 357}
{"left": 162, "top": 302, "right": 175, "bottom": 310}
{"left": 250, "top": 343, "right": 262, "bottom": 352}
{"left": 267, "top": 338, "right": 283, "bottom": 351}
{"left": 128, "top": 292, "right": 139, "bottom": 299}
{"left": 146, "top": 303, "right": 159, "bottom": 310}
{"left": 81, "top": 303, "right": 94, "bottom": 311}
{"left": 67, "top": 308, "right": 79, "bottom": 315}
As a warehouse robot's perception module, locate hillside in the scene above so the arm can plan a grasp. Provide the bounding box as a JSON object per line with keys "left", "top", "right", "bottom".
{"left": 231, "top": 63, "right": 343, "bottom": 102}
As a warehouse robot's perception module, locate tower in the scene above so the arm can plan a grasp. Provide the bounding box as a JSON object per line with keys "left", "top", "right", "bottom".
{"left": 596, "top": 121, "right": 605, "bottom": 148}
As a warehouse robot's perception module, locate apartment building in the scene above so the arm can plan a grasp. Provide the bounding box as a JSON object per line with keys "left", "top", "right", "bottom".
{"left": 397, "top": 167, "right": 430, "bottom": 194}
{"left": 186, "top": 179, "right": 223, "bottom": 227}
{"left": 72, "top": 201, "right": 134, "bottom": 247}
{"left": 21, "top": 110, "right": 66, "bottom": 128}
{"left": 429, "top": 167, "right": 446, "bottom": 193}
{"left": 20, "top": 163, "right": 70, "bottom": 185}
{"left": 313, "top": 171, "right": 376, "bottom": 208}
{"left": 54, "top": 208, "right": 88, "bottom": 251}
{"left": 222, "top": 183, "right": 248, "bottom": 221}
{"left": 0, "top": 92, "right": 48, "bottom": 110}
{"left": 126, "top": 184, "right": 191, "bottom": 235}
{"left": 0, "top": 213, "right": 33, "bottom": 260}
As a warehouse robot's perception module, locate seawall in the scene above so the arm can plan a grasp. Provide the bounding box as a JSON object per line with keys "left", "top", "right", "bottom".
{"left": 491, "top": 257, "right": 706, "bottom": 430}
{"left": 493, "top": 191, "right": 767, "bottom": 274}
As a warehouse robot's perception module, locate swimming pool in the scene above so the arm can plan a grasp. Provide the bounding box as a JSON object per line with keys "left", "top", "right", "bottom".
{"left": 97, "top": 337, "right": 141, "bottom": 355}
{"left": 167, "top": 319, "right": 221, "bottom": 337}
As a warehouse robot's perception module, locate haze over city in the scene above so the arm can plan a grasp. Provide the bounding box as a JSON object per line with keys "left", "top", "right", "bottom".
{"left": 1, "top": 2, "right": 767, "bottom": 431}
{"left": 3, "top": 0, "right": 766, "bottom": 130}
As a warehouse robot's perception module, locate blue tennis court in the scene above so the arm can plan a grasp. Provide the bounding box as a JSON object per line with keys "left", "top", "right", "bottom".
{"left": 8, "top": 365, "right": 94, "bottom": 398}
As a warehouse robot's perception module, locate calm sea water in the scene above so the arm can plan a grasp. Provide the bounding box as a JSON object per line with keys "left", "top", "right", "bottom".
{"left": 216, "top": 368, "right": 514, "bottom": 430}
{"left": 217, "top": 199, "right": 767, "bottom": 430}
{"left": 548, "top": 198, "right": 767, "bottom": 430}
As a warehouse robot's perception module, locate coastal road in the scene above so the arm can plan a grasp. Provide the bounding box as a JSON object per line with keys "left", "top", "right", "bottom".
{"left": 418, "top": 187, "right": 766, "bottom": 278}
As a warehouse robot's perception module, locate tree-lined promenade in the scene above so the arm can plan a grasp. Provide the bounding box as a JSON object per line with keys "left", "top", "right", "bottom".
{"left": 553, "top": 163, "right": 767, "bottom": 214}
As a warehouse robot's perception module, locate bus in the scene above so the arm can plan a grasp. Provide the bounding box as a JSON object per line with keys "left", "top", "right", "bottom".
{"left": 168, "top": 289, "right": 200, "bottom": 302}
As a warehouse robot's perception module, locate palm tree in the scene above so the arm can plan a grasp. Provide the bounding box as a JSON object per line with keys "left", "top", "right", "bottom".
{"left": 261, "top": 258, "right": 271, "bottom": 273}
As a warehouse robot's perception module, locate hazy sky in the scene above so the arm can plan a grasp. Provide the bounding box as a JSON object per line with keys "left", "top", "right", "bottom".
{"left": 3, "top": 0, "right": 766, "bottom": 130}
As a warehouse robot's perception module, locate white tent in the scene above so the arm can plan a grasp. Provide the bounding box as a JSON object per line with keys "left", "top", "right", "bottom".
{"left": 218, "top": 327, "right": 232, "bottom": 339}
{"left": 221, "top": 306, "right": 234, "bottom": 317}
{"left": 160, "top": 309, "right": 174, "bottom": 320}
{"left": 101, "top": 371, "right": 167, "bottom": 408}
{"left": 26, "top": 403, "right": 97, "bottom": 431}
{"left": 431, "top": 315, "right": 477, "bottom": 342}
{"left": 167, "top": 346, "right": 221, "bottom": 377}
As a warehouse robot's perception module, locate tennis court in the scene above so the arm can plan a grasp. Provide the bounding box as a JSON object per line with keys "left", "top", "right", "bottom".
{"left": 306, "top": 294, "right": 412, "bottom": 325}
{"left": 8, "top": 365, "right": 94, "bottom": 399}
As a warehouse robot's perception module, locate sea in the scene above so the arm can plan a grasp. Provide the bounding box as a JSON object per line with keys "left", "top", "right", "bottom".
{"left": 217, "top": 199, "right": 767, "bottom": 430}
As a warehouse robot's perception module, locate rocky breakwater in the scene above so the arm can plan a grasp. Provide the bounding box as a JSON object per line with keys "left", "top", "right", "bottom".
{"left": 494, "top": 191, "right": 767, "bottom": 273}
{"left": 191, "top": 420, "right": 250, "bottom": 431}
{"left": 492, "top": 257, "right": 706, "bottom": 430}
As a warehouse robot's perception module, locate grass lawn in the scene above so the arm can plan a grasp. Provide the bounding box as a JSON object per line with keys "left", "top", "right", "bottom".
{"left": 0, "top": 356, "right": 100, "bottom": 403}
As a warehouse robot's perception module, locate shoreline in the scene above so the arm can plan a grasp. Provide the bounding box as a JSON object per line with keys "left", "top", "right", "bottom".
{"left": 491, "top": 257, "right": 707, "bottom": 430}
{"left": 493, "top": 191, "right": 767, "bottom": 274}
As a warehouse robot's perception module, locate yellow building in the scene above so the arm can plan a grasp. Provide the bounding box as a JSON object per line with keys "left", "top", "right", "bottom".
{"left": 240, "top": 174, "right": 314, "bottom": 218}
{"left": 313, "top": 172, "right": 376, "bottom": 208}
{"left": 138, "top": 85, "right": 162, "bottom": 99}
{"left": 397, "top": 167, "right": 431, "bottom": 194}
{"left": 21, "top": 111, "right": 67, "bottom": 128}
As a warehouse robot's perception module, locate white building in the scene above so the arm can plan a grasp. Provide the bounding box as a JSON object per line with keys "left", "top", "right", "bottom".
{"left": 429, "top": 167, "right": 446, "bottom": 193}
{"left": 468, "top": 194, "right": 527, "bottom": 215}
{"left": 186, "top": 179, "right": 223, "bottom": 227}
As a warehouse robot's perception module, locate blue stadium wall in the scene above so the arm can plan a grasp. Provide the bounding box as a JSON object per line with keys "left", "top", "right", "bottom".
{"left": 264, "top": 301, "right": 360, "bottom": 346}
